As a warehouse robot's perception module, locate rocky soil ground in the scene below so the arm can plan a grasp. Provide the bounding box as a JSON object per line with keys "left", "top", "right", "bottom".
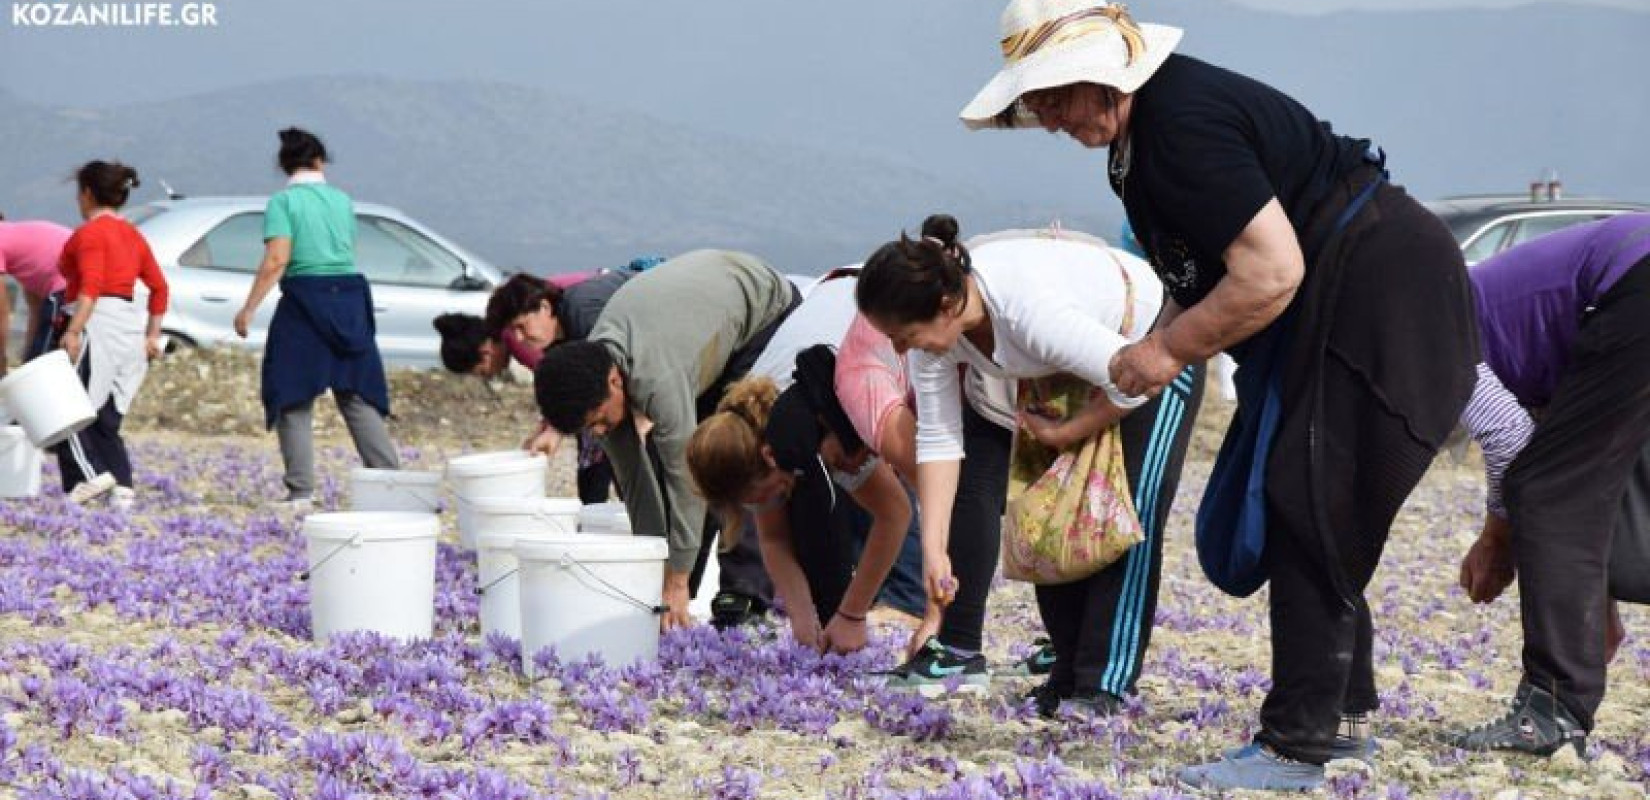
{"left": 0, "top": 349, "right": 1639, "bottom": 799}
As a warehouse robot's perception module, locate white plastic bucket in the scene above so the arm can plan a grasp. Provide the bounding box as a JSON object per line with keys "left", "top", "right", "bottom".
{"left": 578, "top": 501, "right": 632, "bottom": 534}
{"left": 447, "top": 452, "right": 548, "bottom": 548}
{"left": 0, "top": 351, "right": 96, "bottom": 448}
{"left": 476, "top": 530, "right": 577, "bottom": 642}
{"left": 0, "top": 426, "right": 42, "bottom": 498}
{"left": 472, "top": 497, "right": 582, "bottom": 539}
{"left": 517, "top": 534, "right": 668, "bottom": 674}
{"left": 471, "top": 498, "right": 581, "bottom": 641}
{"left": 350, "top": 468, "right": 443, "bottom": 514}
{"left": 303, "top": 512, "right": 439, "bottom": 643}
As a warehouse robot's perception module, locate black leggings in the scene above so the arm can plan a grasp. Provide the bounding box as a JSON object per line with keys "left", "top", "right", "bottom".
{"left": 936, "top": 402, "right": 1013, "bottom": 653}
{"left": 1034, "top": 364, "right": 1203, "bottom": 697}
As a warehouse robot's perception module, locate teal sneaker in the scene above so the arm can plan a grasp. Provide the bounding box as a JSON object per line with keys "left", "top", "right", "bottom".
{"left": 1001, "top": 637, "right": 1057, "bottom": 677}
{"left": 1178, "top": 744, "right": 1325, "bottom": 791}
{"left": 884, "top": 637, "right": 989, "bottom": 698}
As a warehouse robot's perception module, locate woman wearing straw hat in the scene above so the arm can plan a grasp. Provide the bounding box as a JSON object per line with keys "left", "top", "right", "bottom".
{"left": 959, "top": 0, "right": 1478, "bottom": 790}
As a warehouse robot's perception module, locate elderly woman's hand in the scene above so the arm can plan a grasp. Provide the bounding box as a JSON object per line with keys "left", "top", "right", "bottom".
{"left": 1110, "top": 333, "right": 1184, "bottom": 397}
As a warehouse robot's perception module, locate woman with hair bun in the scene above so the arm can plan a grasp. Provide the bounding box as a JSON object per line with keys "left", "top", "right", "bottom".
{"left": 51, "top": 160, "right": 170, "bottom": 509}
{"left": 235, "top": 127, "right": 399, "bottom": 511}
{"left": 856, "top": 214, "right": 1201, "bottom": 712}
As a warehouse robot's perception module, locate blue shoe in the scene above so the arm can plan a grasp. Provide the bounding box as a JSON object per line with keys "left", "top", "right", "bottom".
{"left": 1178, "top": 744, "right": 1324, "bottom": 791}
{"left": 1224, "top": 734, "right": 1378, "bottom": 764}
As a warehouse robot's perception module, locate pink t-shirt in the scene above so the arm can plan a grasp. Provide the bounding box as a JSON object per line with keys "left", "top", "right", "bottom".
{"left": 0, "top": 221, "right": 71, "bottom": 297}
{"left": 835, "top": 312, "right": 912, "bottom": 453}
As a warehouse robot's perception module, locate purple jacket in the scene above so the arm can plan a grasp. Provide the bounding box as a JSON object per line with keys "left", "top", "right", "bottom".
{"left": 1471, "top": 212, "right": 1650, "bottom": 407}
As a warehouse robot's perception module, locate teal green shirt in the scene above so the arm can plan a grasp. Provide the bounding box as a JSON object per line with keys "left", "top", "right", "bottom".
{"left": 263, "top": 182, "right": 357, "bottom": 277}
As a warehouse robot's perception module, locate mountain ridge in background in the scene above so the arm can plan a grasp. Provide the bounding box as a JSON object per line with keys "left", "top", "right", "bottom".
{"left": 0, "top": 77, "right": 1104, "bottom": 274}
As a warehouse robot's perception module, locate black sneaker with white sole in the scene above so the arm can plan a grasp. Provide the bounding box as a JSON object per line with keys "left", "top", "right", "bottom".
{"left": 885, "top": 637, "right": 989, "bottom": 697}
{"left": 1448, "top": 682, "right": 1587, "bottom": 758}
{"left": 709, "top": 591, "right": 767, "bottom": 630}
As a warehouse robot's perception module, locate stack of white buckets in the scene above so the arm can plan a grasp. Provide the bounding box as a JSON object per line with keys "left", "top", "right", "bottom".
{"left": 304, "top": 450, "right": 669, "bottom": 675}
{"left": 0, "top": 351, "right": 103, "bottom": 498}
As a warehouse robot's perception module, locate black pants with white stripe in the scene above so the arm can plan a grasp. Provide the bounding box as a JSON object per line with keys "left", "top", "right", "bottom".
{"left": 51, "top": 347, "right": 134, "bottom": 491}
{"left": 1034, "top": 364, "right": 1203, "bottom": 697}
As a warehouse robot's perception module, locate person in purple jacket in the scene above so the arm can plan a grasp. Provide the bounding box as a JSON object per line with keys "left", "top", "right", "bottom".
{"left": 1451, "top": 212, "right": 1650, "bottom": 757}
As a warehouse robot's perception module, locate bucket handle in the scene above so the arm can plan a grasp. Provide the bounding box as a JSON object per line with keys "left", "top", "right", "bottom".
{"left": 390, "top": 487, "right": 443, "bottom": 510}
{"left": 474, "top": 567, "right": 520, "bottom": 596}
{"left": 531, "top": 508, "right": 578, "bottom": 533}
{"left": 299, "top": 532, "right": 364, "bottom": 581}
{"left": 559, "top": 553, "right": 667, "bottom": 615}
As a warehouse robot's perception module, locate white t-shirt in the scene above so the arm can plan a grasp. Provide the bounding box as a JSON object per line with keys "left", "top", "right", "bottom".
{"left": 911, "top": 236, "right": 1163, "bottom": 464}
{"left": 749, "top": 274, "right": 858, "bottom": 389}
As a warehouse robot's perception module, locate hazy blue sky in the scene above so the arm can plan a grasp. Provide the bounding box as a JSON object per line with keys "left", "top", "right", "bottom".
{"left": 1236, "top": 0, "right": 1645, "bottom": 9}
{"left": 5, "top": 0, "right": 1643, "bottom": 108}
{"left": 3, "top": 0, "right": 1645, "bottom": 236}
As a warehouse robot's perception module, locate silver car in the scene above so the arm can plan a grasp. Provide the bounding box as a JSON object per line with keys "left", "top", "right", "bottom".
{"left": 126, "top": 197, "right": 501, "bottom": 367}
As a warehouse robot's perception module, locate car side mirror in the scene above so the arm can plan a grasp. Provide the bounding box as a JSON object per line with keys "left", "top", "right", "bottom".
{"left": 449, "top": 273, "right": 490, "bottom": 291}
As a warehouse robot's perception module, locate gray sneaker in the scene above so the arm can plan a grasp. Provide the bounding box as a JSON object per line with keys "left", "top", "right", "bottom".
{"left": 1178, "top": 743, "right": 1325, "bottom": 791}
{"left": 267, "top": 496, "right": 314, "bottom": 516}
{"left": 1448, "top": 682, "right": 1587, "bottom": 758}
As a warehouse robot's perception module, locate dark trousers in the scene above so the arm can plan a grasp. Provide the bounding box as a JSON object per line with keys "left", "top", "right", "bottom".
{"left": 51, "top": 348, "right": 134, "bottom": 491}
{"left": 1609, "top": 441, "right": 1650, "bottom": 605}
{"left": 1035, "top": 364, "right": 1203, "bottom": 697}
{"left": 577, "top": 459, "right": 615, "bottom": 504}
{"left": 683, "top": 283, "right": 804, "bottom": 606}
{"left": 1253, "top": 181, "right": 1476, "bottom": 766}
{"left": 1505, "top": 255, "right": 1650, "bottom": 731}
{"left": 23, "top": 290, "right": 65, "bottom": 362}
{"left": 936, "top": 401, "right": 1014, "bottom": 653}
{"left": 1256, "top": 363, "right": 1430, "bottom": 763}
{"left": 786, "top": 475, "right": 928, "bottom": 622}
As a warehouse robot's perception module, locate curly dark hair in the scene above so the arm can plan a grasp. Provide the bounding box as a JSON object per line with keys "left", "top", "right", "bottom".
{"left": 485, "top": 274, "right": 563, "bottom": 338}
{"left": 534, "top": 340, "right": 617, "bottom": 434}
{"left": 432, "top": 313, "right": 491, "bottom": 374}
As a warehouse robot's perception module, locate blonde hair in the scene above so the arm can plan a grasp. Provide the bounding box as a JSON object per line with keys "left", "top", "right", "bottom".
{"left": 687, "top": 377, "right": 780, "bottom": 550}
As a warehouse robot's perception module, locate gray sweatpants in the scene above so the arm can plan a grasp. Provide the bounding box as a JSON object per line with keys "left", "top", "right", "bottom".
{"left": 276, "top": 391, "right": 399, "bottom": 499}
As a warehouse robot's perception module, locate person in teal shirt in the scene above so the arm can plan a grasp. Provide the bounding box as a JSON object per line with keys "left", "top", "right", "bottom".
{"left": 235, "top": 127, "right": 398, "bottom": 511}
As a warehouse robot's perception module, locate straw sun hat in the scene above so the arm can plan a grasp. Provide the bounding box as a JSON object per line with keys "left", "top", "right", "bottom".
{"left": 960, "top": 0, "right": 1182, "bottom": 130}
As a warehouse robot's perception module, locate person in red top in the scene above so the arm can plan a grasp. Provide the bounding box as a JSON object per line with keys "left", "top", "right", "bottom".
{"left": 50, "top": 161, "right": 169, "bottom": 508}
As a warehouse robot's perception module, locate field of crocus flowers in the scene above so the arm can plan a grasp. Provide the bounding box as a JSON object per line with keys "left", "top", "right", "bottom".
{"left": 0, "top": 349, "right": 1641, "bottom": 799}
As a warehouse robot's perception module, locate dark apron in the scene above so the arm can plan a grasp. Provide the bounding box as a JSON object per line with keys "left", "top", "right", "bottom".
{"left": 1194, "top": 155, "right": 1388, "bottom": 598}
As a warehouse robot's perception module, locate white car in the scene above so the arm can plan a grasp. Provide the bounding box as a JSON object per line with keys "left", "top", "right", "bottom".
{"left": 126, "top": 197, "right": 502, "bottom": 367}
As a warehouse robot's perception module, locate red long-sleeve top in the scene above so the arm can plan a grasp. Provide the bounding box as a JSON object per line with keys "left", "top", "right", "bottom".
{"left": 58, "top": 214, "right": 169, "bottom": 316}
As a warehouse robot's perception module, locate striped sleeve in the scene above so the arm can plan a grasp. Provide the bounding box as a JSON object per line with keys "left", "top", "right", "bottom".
{"left": 1460, "top": 363, "right": 1534, "bottom": 519}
